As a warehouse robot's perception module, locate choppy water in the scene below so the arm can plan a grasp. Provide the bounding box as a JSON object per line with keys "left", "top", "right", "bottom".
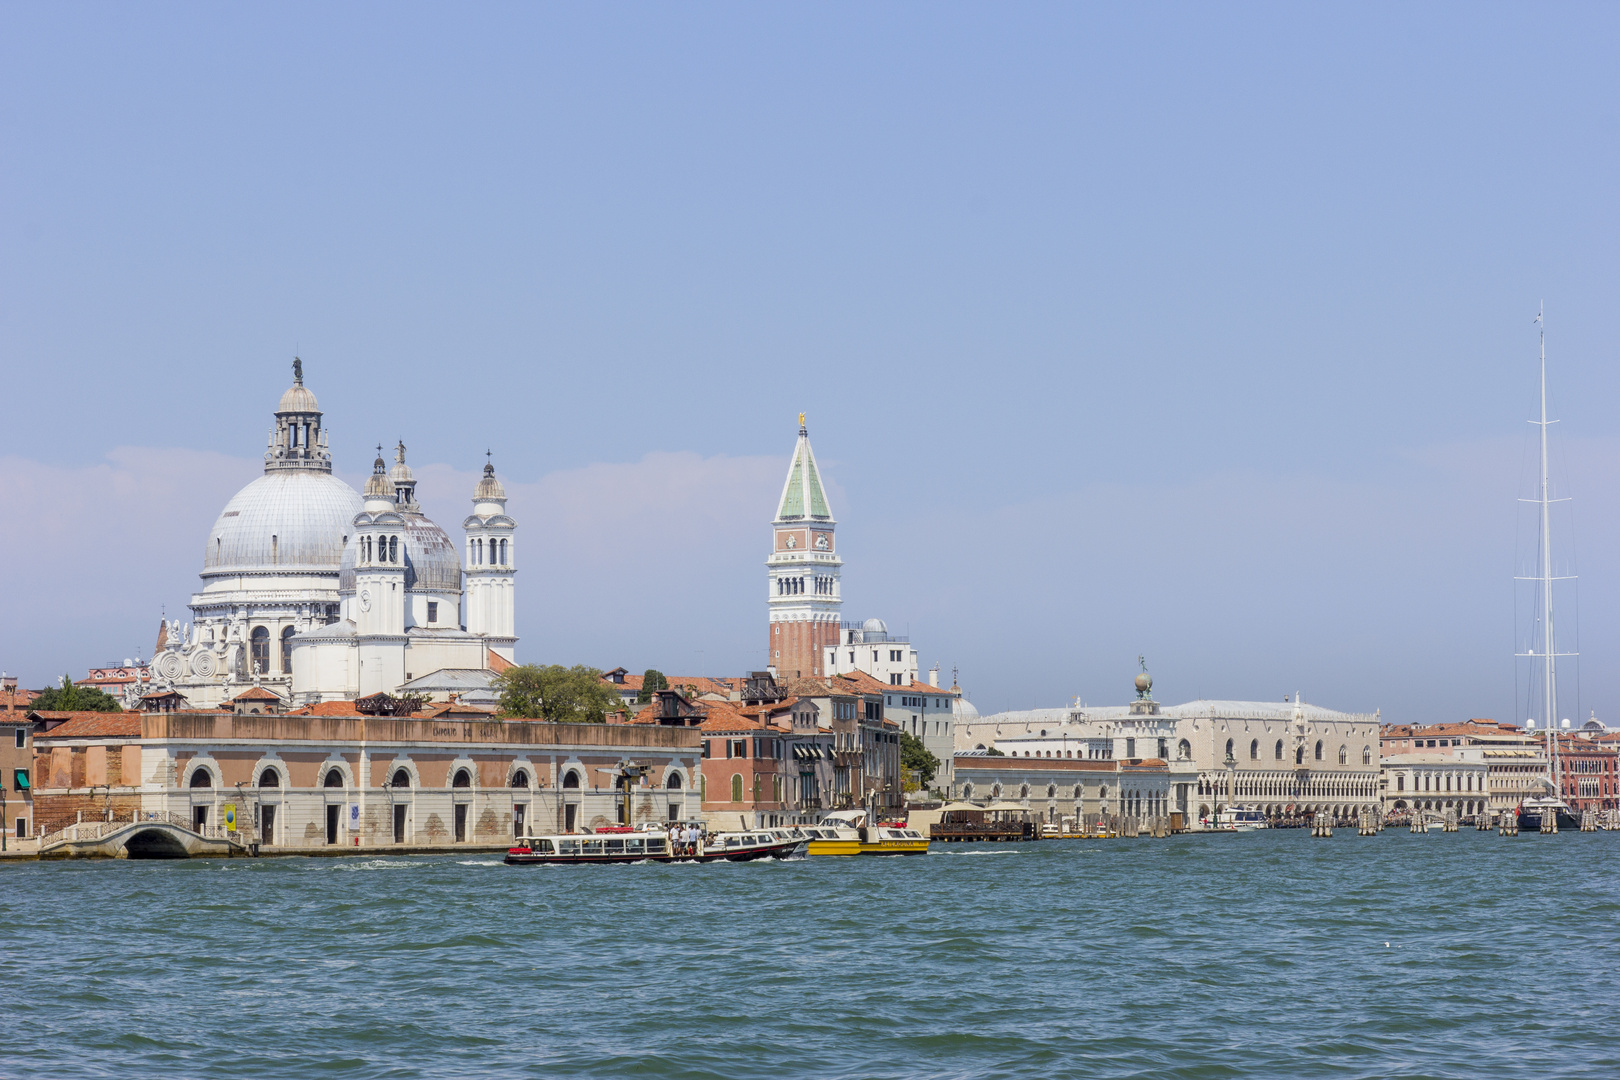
{"left": 3, "top": 830, "right": 1617, "bottom": 1079}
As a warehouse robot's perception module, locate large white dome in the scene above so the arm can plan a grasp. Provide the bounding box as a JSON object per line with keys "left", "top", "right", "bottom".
{"left": 203, "top": 471, "right": 364, "bottom": 576}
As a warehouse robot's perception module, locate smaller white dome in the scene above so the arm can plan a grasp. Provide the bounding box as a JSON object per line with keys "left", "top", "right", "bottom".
{"left": 862, "top": 617, "right": 888, "bottom": 633}
{"left": 278, "top": 383, "right": 320, "bottom": 413}
{"left": 952, "top": 696, "right": 980, "bottom": 721}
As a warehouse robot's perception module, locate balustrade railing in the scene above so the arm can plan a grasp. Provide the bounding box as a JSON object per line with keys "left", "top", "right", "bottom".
{"left": 38, "top": 810, "right": 237, "bottom": 848}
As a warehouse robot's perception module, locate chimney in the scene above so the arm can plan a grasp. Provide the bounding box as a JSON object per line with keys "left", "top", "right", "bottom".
{"left": 928, "top": 666, "right": 940, "bottom": 688}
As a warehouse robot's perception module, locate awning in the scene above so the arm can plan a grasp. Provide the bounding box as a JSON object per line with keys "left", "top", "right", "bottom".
{"left": 937, "top": 801, "right": 980, "bottom": 812}
{"left": 792, "top": 745, "right": 827, "bottom": 760}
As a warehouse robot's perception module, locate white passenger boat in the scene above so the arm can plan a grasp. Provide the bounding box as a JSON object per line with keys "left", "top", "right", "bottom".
{"left": 504, "top": 825, "right": 804, "bottom": 865}
{"left": 1206, "top": 808, "right": 1267, "bottom": 832}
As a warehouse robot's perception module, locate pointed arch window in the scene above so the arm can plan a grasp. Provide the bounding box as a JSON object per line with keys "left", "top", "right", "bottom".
{"left": 1275, "top": 739, "right": 1284, "bottom": 760}
{"left": 1249, "top": 739, "right": 1259, "bottom": 760}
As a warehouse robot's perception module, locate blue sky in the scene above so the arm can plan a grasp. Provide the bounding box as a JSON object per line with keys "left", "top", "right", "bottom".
{"left": 2, "top": 4, "right": 1617, "bottom": 723}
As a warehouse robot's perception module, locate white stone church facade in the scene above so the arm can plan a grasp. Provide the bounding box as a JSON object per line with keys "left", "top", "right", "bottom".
{"left": 147, "top": 363, "right": 516, "bottom": 708}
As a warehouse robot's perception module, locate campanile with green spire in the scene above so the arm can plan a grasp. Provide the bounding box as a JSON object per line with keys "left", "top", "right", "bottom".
{"left": 767, "top": 414, "right": 842, "bottom": 678}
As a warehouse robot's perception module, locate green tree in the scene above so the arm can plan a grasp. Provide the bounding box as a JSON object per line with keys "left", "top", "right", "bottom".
{"left": 900, "top": 731, "right": 940, "bottom": 786}
{"left": 636, "top": 669, "right": 669, "bottom": 704}
{"left": 29, "top": 674, "right": 123, "bottom": 712}
{"left": 496, "top": 665, "right": 620, "bottom": 723}
{"left": 984, "top": 746, "right": 1006, "bottom": 757}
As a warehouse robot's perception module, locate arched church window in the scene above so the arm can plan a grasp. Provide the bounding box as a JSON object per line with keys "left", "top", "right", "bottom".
{"left": 189, "top": 766, "right": 214, "bottom": 788}
{"left": 1275, "top": 739, "right": 1284, "bottom": 760}
{"left": 323, "top": 769, "right": 345, "bottom": 788}
{"left": 1250, "top": 739, "right": 1259, "bottom": 760}
{"left": 500, "top": 539, "right": 508, "bottom": 564}
{"left": 390, "top": 768, "right": 411, "bottom": 788}
{"left": 1295, "top": 746, "right": 1304, "bottom": 765}
{"left": 1338, "top": 745, "right": 1347, "bottom": 765}
{"left": 389, "top": 536, "right": 398, "bottom": 562}
{"left": 510, "top": 770, "right": 530, "bottom": 789}
{"left": 1315, "top": 740, "right": 1323, "bottom": 761}
{"left": 452, "top": 768, "right": 472, "bottom": 789}
{"left": 1363, "top": 746, "right": 1371, "bottom": 766}
{"left": 258, "top": 767, "right": 280, "bottom": 788}
{"left": 250, "top": 627, "right": 270, "bottom": 675}
{"left": 281, "top": 626, "right": 296, "bottom": 674}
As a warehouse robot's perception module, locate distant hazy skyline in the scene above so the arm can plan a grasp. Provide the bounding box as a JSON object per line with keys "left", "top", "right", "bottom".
{"left": 2, "top": 4, "right": 1617, "bottom": 724}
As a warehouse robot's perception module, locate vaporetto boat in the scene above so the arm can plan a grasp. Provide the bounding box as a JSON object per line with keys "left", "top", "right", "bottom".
{"left": 504, "top": 825, "right": 805, "bottom": 865}
{"left": 801, "top": 809, "right": 930, "bottom": 856}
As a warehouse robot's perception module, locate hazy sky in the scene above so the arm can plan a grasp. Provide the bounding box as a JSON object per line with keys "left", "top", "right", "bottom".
{"left": 2, "top": 4, "right": 1617, "bottom": 725}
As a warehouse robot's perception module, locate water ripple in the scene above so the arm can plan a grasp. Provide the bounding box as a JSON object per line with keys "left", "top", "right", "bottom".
{"left": 3, "top": 831, "right": 1618, "bottom": 1078}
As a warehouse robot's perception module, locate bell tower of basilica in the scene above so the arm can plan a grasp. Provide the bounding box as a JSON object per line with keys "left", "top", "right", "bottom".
{"left": 767, "top": 415, "right": 842, "bottom": 679}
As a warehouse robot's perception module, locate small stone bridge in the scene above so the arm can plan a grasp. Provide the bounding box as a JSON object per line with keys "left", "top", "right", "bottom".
{"left": 39, "top": 812, "right": 249, "bottom": 860}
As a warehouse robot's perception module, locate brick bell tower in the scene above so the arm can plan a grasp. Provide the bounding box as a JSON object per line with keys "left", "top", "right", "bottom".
{"left": 767, "top": 414, "right": 842, "bottom": 679}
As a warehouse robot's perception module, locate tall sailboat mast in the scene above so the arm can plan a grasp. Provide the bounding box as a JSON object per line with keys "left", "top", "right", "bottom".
{"left": 1523, "top": 303, "right": 1568, "bottom": 795}
{"left": 1537, "top": 308, "right": 1559, "bottom": 791}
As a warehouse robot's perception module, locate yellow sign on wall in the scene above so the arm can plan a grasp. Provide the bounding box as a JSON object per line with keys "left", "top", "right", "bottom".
{"left": 223, "top": 804, "right": 237, "bottom": 832}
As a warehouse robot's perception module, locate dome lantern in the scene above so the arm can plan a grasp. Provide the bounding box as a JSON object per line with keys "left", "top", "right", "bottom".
{"left": 266, "top": 357, "right": 331, "bottom": 474}
{"left": 388, "top": 440, "right": 419, "bottom": 510}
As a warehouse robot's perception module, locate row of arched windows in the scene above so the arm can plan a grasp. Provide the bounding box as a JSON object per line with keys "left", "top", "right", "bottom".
{"left": 470, "top": 538, "right": 509, "bottom": 566}
{"left": 361, "top": 535, "right": 399, "bottom": 564}
{"left": 1231, "top": 737, "right": 1372, "bottom": 766}
{"left": 963, "top": 781, "right": 1130, "bottom": 805}
{"left": 190, "top": 764, "right": 672, "bottom": 790}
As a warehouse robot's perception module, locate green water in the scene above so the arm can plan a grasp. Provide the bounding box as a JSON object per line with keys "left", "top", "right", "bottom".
{"left": 3, "top": 830, "right": 1617, "bottom": 1078}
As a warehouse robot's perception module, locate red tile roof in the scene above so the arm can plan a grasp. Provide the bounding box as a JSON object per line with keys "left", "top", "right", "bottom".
{"left": 32, "top": 713, "right": 143, "bottom": 739}
{"left": 232, "top": 687, "right": 284, "bottom": 702}
{"left": 630, "top": 697, "right": 791, "bottom": 731}
{"left": 288, "top": 701, "right": 376, "bottom": 717}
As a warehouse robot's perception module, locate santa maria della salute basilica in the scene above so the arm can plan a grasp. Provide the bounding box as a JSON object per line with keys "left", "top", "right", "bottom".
{"left": 148, "top": 362, "right": 517, "bottom": 709}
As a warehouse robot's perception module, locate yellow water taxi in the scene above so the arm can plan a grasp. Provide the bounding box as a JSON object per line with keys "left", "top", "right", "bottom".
{"left": 803, "top": 809, "right": 930, "bottom": 856}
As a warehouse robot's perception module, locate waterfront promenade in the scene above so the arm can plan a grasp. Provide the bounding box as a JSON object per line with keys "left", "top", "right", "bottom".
{"left": 3, "top": 830, "right": 1615, "bottom": 1079}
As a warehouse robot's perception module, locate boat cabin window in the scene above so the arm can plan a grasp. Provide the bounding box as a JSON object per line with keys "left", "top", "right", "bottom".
{"left": 534, "top": 839, "right": 555, "bottom": 854}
